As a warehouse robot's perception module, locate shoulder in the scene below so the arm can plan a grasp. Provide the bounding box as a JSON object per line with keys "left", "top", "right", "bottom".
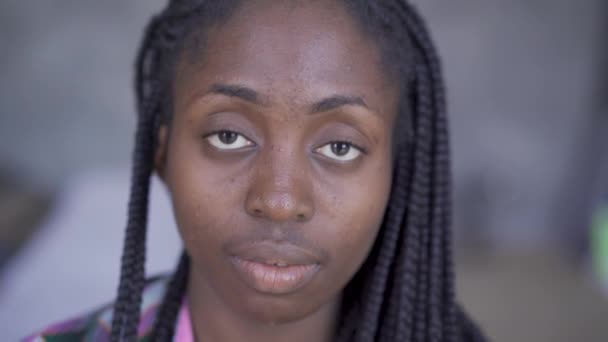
{"left": 23, "top": 275, "right": 170, "bottom": 342}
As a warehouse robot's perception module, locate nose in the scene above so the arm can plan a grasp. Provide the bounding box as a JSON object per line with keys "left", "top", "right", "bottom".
{"left": 244, "top": 148, "right": 314, "bottom": 223}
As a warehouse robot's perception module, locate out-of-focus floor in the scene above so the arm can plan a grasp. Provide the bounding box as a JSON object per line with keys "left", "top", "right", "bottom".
{"left": 456, "top": 250, "right": 608, "bottom": 341}
{"left": 0, "top": 171, "right": 52, "bottom": 270}
{"left": 1, "top": 170, "right": 607, "bottom": 341}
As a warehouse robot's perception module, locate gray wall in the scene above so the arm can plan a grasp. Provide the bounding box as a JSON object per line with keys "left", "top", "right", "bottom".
{"left": 0, "top": 1, "right": 164, "bottom": 183}
{"left": 1, "top": 0, "right": 606, "bottom": 247}
{"left": 418, "top": 0, "right": 608, "bottom": 248}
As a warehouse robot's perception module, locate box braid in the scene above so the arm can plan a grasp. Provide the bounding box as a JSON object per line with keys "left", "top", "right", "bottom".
{"left": 111, "top": 1, "right": 487, "bottom": 341}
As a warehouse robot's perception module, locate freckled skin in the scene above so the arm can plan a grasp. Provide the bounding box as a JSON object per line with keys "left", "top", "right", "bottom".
{"left": 155, "top": 1, "right": 400, "bottom": 342}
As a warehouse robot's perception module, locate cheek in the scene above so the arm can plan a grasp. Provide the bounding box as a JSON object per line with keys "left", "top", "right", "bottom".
{"left": 335, "top": 187, "right": 389, "bottom": 251}
{"left": 164, "top": 131, "right": 243, "bottom": 255}
{"left": 317, "top": 153, "right": 392, "bottom": 275}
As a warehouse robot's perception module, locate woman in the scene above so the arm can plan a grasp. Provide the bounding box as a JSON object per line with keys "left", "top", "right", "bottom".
{"left": 27, "top": 1, "right": 486, "bottom": 341}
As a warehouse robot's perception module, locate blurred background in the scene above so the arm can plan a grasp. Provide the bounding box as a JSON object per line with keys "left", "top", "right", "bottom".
{"left": 1, "top": 0, "right": 607, "bottom": 341}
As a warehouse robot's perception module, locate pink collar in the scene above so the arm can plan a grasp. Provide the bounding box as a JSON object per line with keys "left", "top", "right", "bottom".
{"left": 175, "top": 299, "right": 194, "bottom": 342}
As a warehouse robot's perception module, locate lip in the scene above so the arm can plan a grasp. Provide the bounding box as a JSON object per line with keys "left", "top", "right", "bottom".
{"left": 227, "top": 241, "right": 322, "bottom": 295}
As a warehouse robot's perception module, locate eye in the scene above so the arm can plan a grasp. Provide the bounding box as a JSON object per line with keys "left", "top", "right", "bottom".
{"left": 315, "top": 141, "right": 363, "bottom": 162}
{"left": 206, "top": 130, "right": 254, "bottom": 150}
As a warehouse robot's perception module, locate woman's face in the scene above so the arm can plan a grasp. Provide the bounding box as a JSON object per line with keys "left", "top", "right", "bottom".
{"left": 157, "top": 0, "right": 400, "bottom": 325}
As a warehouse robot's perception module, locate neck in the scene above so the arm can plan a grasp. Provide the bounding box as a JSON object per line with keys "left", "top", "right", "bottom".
{"left": 186, "top": 269, "right": 341, "bottom": 342}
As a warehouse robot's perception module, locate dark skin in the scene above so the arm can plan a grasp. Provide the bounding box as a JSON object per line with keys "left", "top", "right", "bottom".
{"left": 155, "top": 1, "right": 400, "bottom": 341}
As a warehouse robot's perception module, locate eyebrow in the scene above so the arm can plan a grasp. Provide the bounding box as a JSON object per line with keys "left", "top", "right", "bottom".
{"left": 310, "top": 95, "right": 368, "bottom": 114}
{"left": 208, "top": 83, "right": 265, "bottom": 105}
{"left": 207, "top": 82, "right": 369, "bottom": 114}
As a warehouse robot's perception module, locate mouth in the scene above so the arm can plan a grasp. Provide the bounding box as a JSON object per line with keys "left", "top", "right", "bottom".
{"left": 227, "top": 241, "right": 322, "bottom": 295}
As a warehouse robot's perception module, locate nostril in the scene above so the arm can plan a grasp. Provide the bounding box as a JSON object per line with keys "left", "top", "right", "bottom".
{"left": 245, "top": 188, "right": 314, "bottom": 222}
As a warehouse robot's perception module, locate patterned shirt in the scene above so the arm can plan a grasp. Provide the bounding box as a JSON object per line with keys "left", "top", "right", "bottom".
{"left": 23, "top": 277, "right": 485, "bottom": 341}
{"left": 23, "top": 276, "right": 193, "bottom": 342}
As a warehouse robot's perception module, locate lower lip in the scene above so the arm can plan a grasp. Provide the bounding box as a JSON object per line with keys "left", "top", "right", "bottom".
{"left": 231, "top": 257, "right": 320, "bottom": 295}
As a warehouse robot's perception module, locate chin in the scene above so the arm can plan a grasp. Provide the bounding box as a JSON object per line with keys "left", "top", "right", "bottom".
{"left": 237, "top": 291, "right": 325, "bottom": 325}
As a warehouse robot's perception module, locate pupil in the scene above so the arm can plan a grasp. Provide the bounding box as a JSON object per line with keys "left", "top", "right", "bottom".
{"left": 331, "top": 142, "right": 350, "bottom": 156}
{"left": 219, "top": 131, "right": 238, "bottom": 144}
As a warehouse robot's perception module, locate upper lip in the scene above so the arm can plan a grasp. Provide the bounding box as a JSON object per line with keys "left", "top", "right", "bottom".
{"left": 227, "top": 240, "right": 322, "bottom": 266}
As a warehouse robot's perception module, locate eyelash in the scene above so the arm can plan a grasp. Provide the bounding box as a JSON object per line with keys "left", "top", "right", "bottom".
{"left": 314, "top": 140, "right": 367, "bottom": 163}
{"left": 203, "top": 130, "right": 367, "bottom": 158}
{"left": 204, "top": 130, "right": 256, "bottom": 149}
{"left": 330, "top": 140, "right": 367, "bottom": 154}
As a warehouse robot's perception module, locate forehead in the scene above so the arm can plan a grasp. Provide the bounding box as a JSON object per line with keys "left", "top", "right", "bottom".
{"left": 174, "top": 0, "right": 399, "bottom": 116}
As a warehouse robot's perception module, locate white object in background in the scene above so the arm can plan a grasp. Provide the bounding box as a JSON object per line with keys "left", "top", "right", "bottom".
{"left": 0, "top": 168, "right": 181, "bottom": 341}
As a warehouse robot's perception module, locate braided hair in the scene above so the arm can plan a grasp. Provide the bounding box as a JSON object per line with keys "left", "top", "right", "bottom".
{"left": 111, "top": 1, "right": 486, "bottom": 341}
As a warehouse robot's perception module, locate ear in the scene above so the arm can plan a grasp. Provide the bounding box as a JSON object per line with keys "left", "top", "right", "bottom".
{"left": 154, "top": 124, "right": 169, "bottom": 182}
